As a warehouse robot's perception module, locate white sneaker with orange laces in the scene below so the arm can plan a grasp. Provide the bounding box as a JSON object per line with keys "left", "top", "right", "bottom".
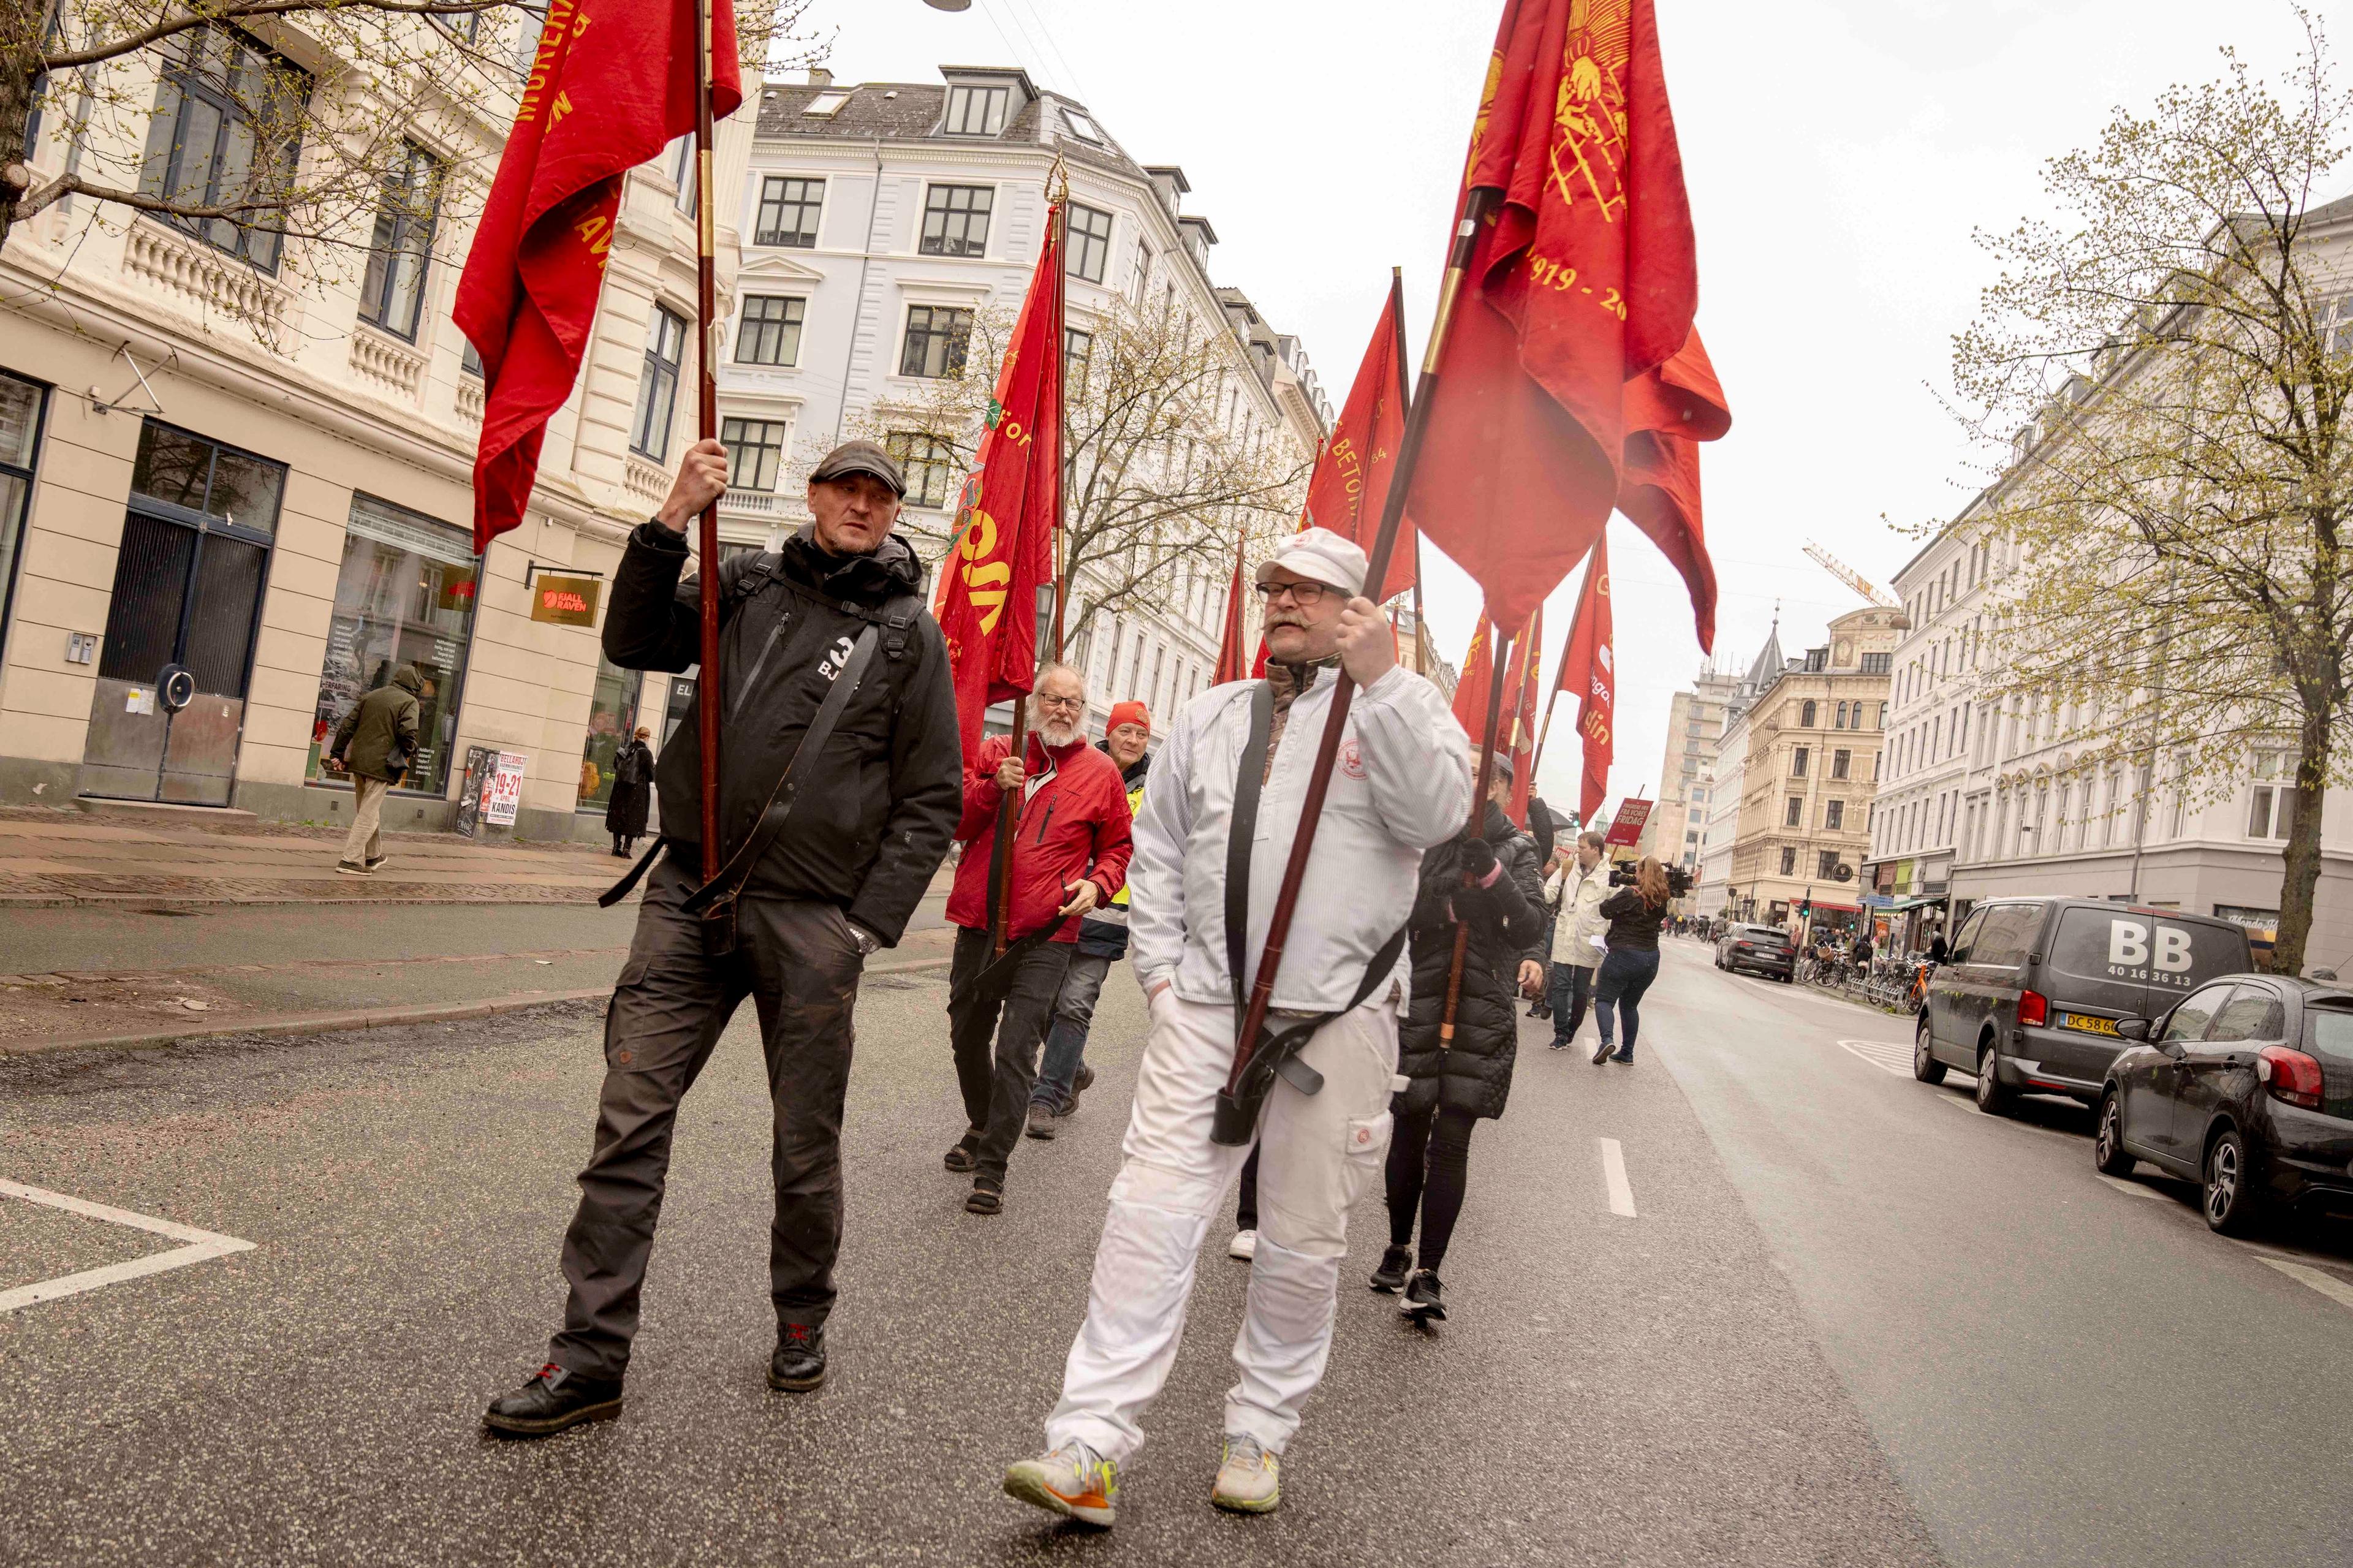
{"left": 1004, "top": 1440, "right": 1118, "bottom": 1528}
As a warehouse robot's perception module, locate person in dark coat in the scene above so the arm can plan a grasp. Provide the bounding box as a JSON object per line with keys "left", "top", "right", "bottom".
{"left": 604, "top": 725, "right": 654, "bottom": 857}
{"left": 485, "top": 437, "right": 962, "bottom": 1437}
{"left": 1376, "top": 759, "right": 1547, "bottom": 1323}
{"left": 325, "top": 664, "right": 422, "bottom": 876}
{"left": 1590, "top": 857, "right": 1672, "bottom": 1064}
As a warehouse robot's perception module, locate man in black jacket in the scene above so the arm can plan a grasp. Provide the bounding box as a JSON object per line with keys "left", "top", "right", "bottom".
{"left": 485, "top": 437, "right": 962, "bottom": 1437}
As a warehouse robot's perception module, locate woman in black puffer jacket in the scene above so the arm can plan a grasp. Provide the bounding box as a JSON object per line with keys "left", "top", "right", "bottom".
{"left": 1377, "top": 768, "right": 1547, "bottom": 1323}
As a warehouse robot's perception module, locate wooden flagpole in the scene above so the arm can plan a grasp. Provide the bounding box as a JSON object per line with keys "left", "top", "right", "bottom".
{"left": 1439, "top": 620, "right": 1514, "bottom": 1045}
{"left": 1225, "top": 188, "right": 1497, "bottom": 1098}
{"left": 691, "top": 0, "right": 722, "bottom": 883}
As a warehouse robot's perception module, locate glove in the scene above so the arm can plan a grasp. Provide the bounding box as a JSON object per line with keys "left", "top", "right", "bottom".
{"left": 1458, "top": 836, "right": 1497, "bottom": 882}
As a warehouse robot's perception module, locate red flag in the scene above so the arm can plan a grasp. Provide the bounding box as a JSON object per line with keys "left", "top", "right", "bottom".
{"left": 1407, "top": 0, "right": 1726, "bottom": 642}
{"left": 457, "top": 0, "right": 741, "bottom": 555}
{"left": 1213, "top": 537, "right": 1249, "bottom": 685}
{"left": 1451, "top": 618, "right": 1498, "bottom": 740}
{"left": 1619, "top": 329, "right": 1728, "bottom": 650}
{"left": 1300, "top": 273, "right": 1415, "bottom": 603}
{"left": 937, "top": 203, "right": 1064, "bottom": 759}
{"left": 1504, "top": 604, "right": 1544, "bottom": 827}
{"left": 1553, "top": 539, "right": 1614, "bottom": 825}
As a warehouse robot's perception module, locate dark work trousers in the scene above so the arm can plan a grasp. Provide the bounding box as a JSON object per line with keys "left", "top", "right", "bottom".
{"left": 945, "top": 925, "right": 1073, "bottom": 1183}
{"left": 548, "top": 856, "right": 865, "bottom": 1381}
{"left": 1234, "top": 1145, "right": 1261, "bottom": 1230}
{"left": 1547, "top": 961, "right": 1594, "bottom": 1044}
{"left": 1385, "top": 1102, "right": 1479, "bottom": 1272}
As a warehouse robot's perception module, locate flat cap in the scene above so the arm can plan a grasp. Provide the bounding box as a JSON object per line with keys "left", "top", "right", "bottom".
{"left": 809, "top": 439, "right": 905, "bottom": 496}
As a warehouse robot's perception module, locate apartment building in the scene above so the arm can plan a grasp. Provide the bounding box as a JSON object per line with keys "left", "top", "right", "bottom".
{"left": 1636, "top": 664, "right": 1740, "bottom": 881}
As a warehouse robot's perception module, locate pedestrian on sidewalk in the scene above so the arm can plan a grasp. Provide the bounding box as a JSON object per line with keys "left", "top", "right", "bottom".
{"left": 1591, "top": 857, "right": 1671, "bottom": 1064}
{"left": 1025, "top": 700, "right": 1152, "bottom": 1143}
{"left": 605, "top": 725, "right": 654, "bottom": 857}
{"left": 325, "top": 664, "right": 421, "bottom": 876}
{"left": 1542, "top": 831, "right": 1610, "bottom": 1050}
{"left": 1375, "top": 756, "right": 1546, "bottom": 1324}
{"left": 1002, "top": 528, "right": 1470, "bottom": 1528}
{"left": 1522, "top": 795, "right": 1561, "bottom": 1019}
{"left": 942, "top": 664, "right": 1134, "bottom": 1215}
{"left": 484, "top": 438, "right": 962, "bottom": 1437}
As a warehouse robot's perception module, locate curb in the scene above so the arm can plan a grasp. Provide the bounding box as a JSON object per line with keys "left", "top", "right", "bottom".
{"left": 0, "top": 954, "right": 953, "bottom": 1056}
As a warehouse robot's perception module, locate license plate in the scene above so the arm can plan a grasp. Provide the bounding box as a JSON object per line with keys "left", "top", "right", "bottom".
{"left": 2059, "top": 1012, "right": 2119, "bottom": 1037}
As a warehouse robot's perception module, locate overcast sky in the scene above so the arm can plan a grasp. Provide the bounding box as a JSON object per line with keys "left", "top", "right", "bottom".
{"left": 812, "top": 0, "right": 2325, "bottom": 818}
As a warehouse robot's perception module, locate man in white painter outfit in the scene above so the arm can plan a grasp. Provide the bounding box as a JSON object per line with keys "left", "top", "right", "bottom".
{"left": 1002, "top": 526, "right": 1471, "bottom": 1526}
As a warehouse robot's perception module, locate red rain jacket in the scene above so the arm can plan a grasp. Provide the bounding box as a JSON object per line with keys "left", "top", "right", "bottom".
{"left": 947, "top": 732, "right": 1134, "bottom": 944}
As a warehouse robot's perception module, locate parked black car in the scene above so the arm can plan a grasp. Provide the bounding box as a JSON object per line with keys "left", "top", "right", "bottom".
{"left": 2094, "top": 975, "right": 2353, "bottom": 1233}
{"left": 1715, "top": 923, "right": 1795, "bottom": 982}
{"left": 1915, "top": 897, "right": 2251, "bottom": 1115}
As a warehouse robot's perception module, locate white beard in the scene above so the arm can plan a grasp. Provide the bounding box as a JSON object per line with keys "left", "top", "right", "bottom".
{"left": 1036, "top": 716, "right": 1082, "bottom": 749}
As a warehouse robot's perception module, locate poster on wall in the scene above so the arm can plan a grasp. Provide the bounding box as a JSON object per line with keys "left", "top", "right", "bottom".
{"left": 485, "top": 751, "right": 528, "bottom": 828}
{"left": 453, "top": 746, "right": 495, "bottom": 838}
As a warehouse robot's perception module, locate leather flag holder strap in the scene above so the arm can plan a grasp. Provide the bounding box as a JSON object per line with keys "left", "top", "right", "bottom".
{"left": 1210, "top": 678, "right": 1406, "bottom": 1147}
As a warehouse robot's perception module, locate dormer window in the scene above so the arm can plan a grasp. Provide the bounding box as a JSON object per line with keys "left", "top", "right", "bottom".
{"left": 803, "top": 91, "right": 850, "bottom": 118}
{"left": 943, "top": 83, "right": 1007, "bottom": 136}
{"left": 1061, "top": 108, "right": 1103, "bottom": 145}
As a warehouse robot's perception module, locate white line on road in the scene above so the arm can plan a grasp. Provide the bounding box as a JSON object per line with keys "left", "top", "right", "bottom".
{"left": 2262, "top": 1257, "right": 2353, "bottom": 1314}
{"left": 2096, "top": 1174, "right": 2169, "bottom": 1201}
{"left": 0, "top": 1178, "right": 255, "bottom": 1314}
{"left": 1837, "top": 1039, "right": 1913, "bottom": 1077}
{"left": 1598, "top": 1138, "right": 1636, "bottom": 1218}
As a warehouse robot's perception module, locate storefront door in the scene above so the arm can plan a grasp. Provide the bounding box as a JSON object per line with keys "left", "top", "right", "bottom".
{"left": 82, "top": 423, "right": 281, "bottom": 805}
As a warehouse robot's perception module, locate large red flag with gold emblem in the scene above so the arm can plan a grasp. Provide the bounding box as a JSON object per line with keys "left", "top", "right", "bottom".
{"left": 1302, "top": 273, "right": 1415, "bottom": 604}
{"left": 1452, "top": 618, "right": 1497, "bottom": 740}
{"left": 1407, "top": 0, "right": 1726, "bottom": 644}
{"left": 1553, "top": 538, "right": 1614, "bottom": 825}
{"left": 1619, "top": 329, "right": 1727, "bottom": 648}
{"left": 457, "top": 0, "right": 741, "bottom": 554}
{"left": 937, "top": 203, "right": 1064, "bottom": 759}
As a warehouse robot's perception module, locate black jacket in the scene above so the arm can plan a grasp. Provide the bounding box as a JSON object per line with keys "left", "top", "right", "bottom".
{"left": 1599, "top": 885, "right": 1667, "bottom": 952}
{"left": 602, "top": 521, "right": 961, "bottom": 946}
{"left": 604, "top": 740, "right": 654, "bottom": 837}
{"left": 1395, "top": 801, "right": 1546, "bottom": 1120}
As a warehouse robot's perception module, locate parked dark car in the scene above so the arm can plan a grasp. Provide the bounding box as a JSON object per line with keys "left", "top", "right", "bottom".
{"left": 1914, "top": 897, "right": 2252, "bottom": 1115}
{"left": 1715, "top": 923, "right": 1795, "bottom": 982}
{"left": 2094, "top": 975, "right": 2353, "bottom": 1233}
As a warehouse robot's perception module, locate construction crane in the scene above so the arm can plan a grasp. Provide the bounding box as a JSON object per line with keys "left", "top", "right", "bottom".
{"left": 1803, "top": 541, "right": 1900, "bottom": 609}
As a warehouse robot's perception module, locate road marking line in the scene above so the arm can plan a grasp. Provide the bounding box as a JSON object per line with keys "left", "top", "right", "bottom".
{"left": 0, "top": 1178, "right": 255, "bottom": 1314}
{"left": 2096, "top": 1174, "right": 2168, "bottom": 1201}
{"left": 1598, "top": 1138, "right": 1636, "bottom": 1218}
{"left": 2261, "top": 1257, "right": 2353, "bottom": 1313}
{"left": 1837, "top": 1039, "right": 1912, "bottom": 1077}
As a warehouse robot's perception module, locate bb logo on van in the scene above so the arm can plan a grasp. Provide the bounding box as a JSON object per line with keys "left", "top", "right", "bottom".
{"left": 2106, "top": 919, "right": 2192, "bottom": 983}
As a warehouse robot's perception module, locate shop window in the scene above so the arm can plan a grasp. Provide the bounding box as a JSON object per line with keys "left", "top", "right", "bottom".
{"left": 579, "top": 655, "right": 642, "bottom": 811}
{"left": 308, "top": 494, "right": 479, "bottom": 796}
{"left": 0, "top": 370, "right": 48, "bottom": 654}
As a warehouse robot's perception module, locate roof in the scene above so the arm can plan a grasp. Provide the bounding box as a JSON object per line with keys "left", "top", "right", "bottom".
{"left": 752, "top": 78, "right": 1153, "bottom": 189}
{"left": 1740, "top": 621, "right": 1783, "bottom": 694}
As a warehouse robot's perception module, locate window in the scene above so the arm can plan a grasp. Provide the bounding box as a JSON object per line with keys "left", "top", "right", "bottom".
{"left": 802, "top": 90, "right": 851, "bottom": 118}
{"left": 1832, "top": 701, "right": 1847, "bottom": 729}
{"left": 734, "top": 295, "right": 806, "bottom": 366}
{"left": 357, "top": 142, "right": 441, "bottom": 340}
{"left": 138, "top": 26, "right": 309, "bottom": 272}
{"left": 431, "top": 9, "right": 480, "bottom": 40}
{"left": 1875, "top": 702, "right": 1887, "bottom": 728}
{"left": 578, "top": 657, "right": 642, "bottom": 812}
{"left": 667, "top": 133, "right": 696, "bottom": 215}
{"left": 885, "top": 432, "right": 957, "bottom": 509}
{"left": 1817, "top": 849, "right": 1839, "bottom": 878}
{"left": 1779, "top": 846, "right": 1798, "bottom": 876}
{"left": 2160, "top": 986, "right": 2230, "bottom": 1045}
{"left": 461, "top": 339, "right": 483, "bottom": 378}
{"left": 1061, "top": 108, "right": 1104, "bottom": 145}
{"left": 754, "top": 176, "right": 823, "bottom": 248}
{"left": 308, "top": 493, "right": 477, "bottom": 797}
{"left": 1860, "top": 651, "right": 1890, "bottom": 675}
{"left": 1784, "top": 797, "right": 1803, "bottom": 827}
{"left": 900, "top": 305, "right": 972, "bottom": 378}
{"left": 1831, "top": 749, "right": 1851, "bottom": 781}
{"left": 1800, "top": 699, "right": 1817, "bottom": 727}
{"left": 2248, "top": 781, "right": 2296, "bottom": 840}
{"left": 2207, "top": 988, "right": 2286, "bottom": 1043}
{"left": 1790, "top": 746, "right": 1809, "bottom": 778}
{"left": 1130, "top": 239, "right": 1153, "bottom": 305}
{"left": 1067, "top": 202, "right": 1113, "bottom": 284}
{"left": 510, "top": 4, "right": 549, "bottom": 72}
{"left": 719, "top": 417, "right": 787, "bottom": 493}
{"left": 0, "top": 371, "right": 47, "bottom": 658}
{"left": 1969, "top": 904, "right": 2042, "bottom": 969}
{"left": 1063, "top": 326, "right": 1094, "bottom": 393}
{"left": 942, "top": 83, "right": 1008, "bottom": 136}
{"left": 1824, "top": 800, "right": 1844, "bottom": 830}
{"left": 631, "top": 305, "right": 686, "bottom": 459}
{"left": 919, "top": 183, "right": 993, "bottom": 256}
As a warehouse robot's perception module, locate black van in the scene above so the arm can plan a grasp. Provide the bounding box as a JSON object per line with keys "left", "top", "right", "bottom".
{"left": 1912, "top": 897, "right": 2253, "bottom": 1115}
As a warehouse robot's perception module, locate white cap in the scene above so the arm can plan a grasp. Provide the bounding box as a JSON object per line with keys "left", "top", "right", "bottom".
{"left": 1257, "top": 526, "right": 1368, "bottom": 598}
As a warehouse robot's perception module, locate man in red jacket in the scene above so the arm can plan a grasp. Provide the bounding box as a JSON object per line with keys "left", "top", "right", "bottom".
{"left": 944, "top": 662, "right": 1134, "bottom": 1214}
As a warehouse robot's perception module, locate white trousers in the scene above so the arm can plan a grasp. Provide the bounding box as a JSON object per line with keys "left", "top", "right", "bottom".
{"left": 1044, "top": 987, "right": 1398, "bottom": 1461}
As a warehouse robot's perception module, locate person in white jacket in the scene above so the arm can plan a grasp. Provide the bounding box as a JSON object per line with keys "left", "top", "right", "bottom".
{"left": 1002, "top": 528, "right": 1471, "bottom": 1528}
{"left": 1542, "top": 830, "right": 1611, "bottom": 1050}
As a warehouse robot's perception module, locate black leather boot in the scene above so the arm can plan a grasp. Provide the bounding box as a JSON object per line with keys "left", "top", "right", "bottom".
{"left": 769, "top": 1323, "right": 827, "bottom": 1392}
{"left": 482, "top": 1363, "right": 623, "bottom": 1437}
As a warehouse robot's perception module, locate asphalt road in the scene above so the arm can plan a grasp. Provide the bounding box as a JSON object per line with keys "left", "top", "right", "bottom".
{"left": 2, "top": 938, "right": 2345, "bottom": 1564}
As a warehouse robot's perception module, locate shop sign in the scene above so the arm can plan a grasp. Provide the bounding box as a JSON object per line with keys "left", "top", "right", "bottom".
{"left": 485, "top": 752, "right": 528, "bottom": 827}
{"left": 530, "top": 574, "right": 601, "bottom": 626}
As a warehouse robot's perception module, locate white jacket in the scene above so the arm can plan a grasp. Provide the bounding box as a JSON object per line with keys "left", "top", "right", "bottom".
{"left": 1545, "top": 860, "right": 1610, "bottom": 966}
{"left": 1127, "top": 664, "right": 1471, "bottom": 1014}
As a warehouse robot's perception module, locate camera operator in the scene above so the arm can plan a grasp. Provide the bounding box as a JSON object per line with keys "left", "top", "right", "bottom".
{"left": 1590, "top": 856, "right": 1674, "bottom": 1065}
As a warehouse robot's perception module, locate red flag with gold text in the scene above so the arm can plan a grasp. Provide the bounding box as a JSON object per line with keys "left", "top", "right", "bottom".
{"left": 1504, "top": 604, "right": 1543, "bottom": 827}
{"left": 937, "top": 205, "right": 1064, "bottom": 759}
{"left": 1553, "top": 538, "right": 1613, "bottom": 825}
{"left": 457, "top": 0, "right": 741, "bottom": 554}
{"left": 1300, "top": 274, "right": 1414, "bottom": 604}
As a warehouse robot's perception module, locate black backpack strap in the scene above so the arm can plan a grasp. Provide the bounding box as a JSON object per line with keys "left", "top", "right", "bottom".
{"left": 1225, "top": 681, "right": 1275, "bottom": 1029}
{"left": 773, "top": 577, "right": 923, "bottom": 663}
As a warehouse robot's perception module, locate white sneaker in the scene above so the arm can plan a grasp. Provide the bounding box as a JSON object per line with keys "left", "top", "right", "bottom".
{"left": 1211, "top": 1433, "right": 1281, "bottom": 1514}
{"left": 1227, "top": 1228, "right": 1257, "bottom": 1260}
{"left": 1004, "top": 1440, "right": 1117, "bottom": 1528}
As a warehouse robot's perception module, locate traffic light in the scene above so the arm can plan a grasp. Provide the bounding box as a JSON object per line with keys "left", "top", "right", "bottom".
{"left": 1797, "top": 900, "right": 1811, "bottom": 918}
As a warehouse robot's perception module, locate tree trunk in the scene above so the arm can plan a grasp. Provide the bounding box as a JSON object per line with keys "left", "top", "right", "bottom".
{"left": 2275, "top": 703, "right": 2333, "bottom": 976}
{"left": 0, "top": 50, "right": 37, "bottom": 254}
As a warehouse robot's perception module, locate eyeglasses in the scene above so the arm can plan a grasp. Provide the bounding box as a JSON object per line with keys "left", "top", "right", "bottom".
{"left": 1254, "top": 580, "right": 1334, "bottom": 607}
{"left": 1032, "top": 693, "right": 1084, "bottom": 711}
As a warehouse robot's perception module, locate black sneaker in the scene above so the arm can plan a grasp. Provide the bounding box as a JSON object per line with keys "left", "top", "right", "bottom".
{"left": 1400, "top": 1269, "right": 1447, "bottom": 1323}
{"left": 768, "top": 1324, "right": 826, "bottom": 1392}
{"left": 482, "top": 1363, "right": 624, "bottom": 1436}
{"left": 944, "top": 1132, "right": 980, "bottom": 1172}
{"left": 1369, "top": 1244, "right": 1412, "bottom": 1293}
{"left": 966, "top": 1177, "right": 1004, "bottom": 1215}
{"left": 1025, "top": 1102, "right": 1058, "bottom": 1140}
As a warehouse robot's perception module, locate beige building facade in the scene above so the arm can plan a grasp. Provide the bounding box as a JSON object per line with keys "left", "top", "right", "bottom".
{"left": 1635, "top": 665, "right": 1740, "bottom": 882}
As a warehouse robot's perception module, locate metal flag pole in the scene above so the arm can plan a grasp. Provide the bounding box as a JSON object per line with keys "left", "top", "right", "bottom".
{"left": 691, "top": 0, "right": 722, "bottom": 884}
{"left": 1224, "top": 187, "right": 1498, "bottom": 1098}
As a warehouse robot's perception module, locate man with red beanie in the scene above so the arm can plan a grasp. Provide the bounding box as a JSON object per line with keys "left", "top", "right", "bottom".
{"left": 1026, "top": 698, "right": 1152, "bottom": 1138}
{"left": 943, "top": 662, "right": 1134, "bottom": 1214}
